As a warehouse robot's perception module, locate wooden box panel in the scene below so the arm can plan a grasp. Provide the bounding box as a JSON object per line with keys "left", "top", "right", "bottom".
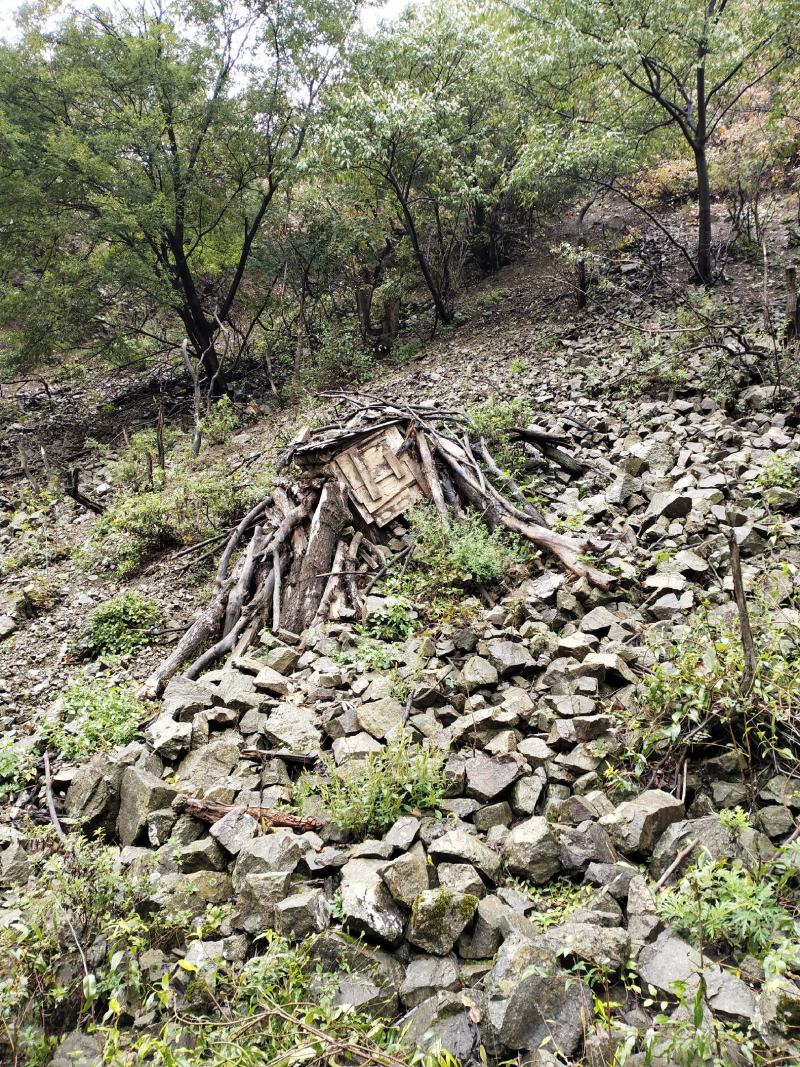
{"left": 328, "top": 426, "right": 426, "bottom": 527}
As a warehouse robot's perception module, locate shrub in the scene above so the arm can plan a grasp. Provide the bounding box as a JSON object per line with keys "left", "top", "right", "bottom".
{"left": 45, "top": 680, "right": 148, "bottom": 761}
{"left": 96, "top": 467, "right": 268, "bottom": 575}
{"left": 409, "top": 502, "right": 518, "bottom": 583}
{"left": 758, "top": 453, "right": 796, "bottom": 490}
{"left": 656, "top": 852, "right": 797, "bottom": 958}
{"left": 0, "top": 828, "right": 190, "bottom": 1067}
{"left": 199, "top": 395, "right": 238, "bottom": 446}
{"left": 611, "top": 604, "right": 800, "bottom": 790}
{"left": 297, "top": 732, "right": 447, "bottom": 839}
{"left": 82, "top": 591, "right": 159, "bottom": 657}
{"left": 0, "top": 735, "right": 37, "bottom": 801}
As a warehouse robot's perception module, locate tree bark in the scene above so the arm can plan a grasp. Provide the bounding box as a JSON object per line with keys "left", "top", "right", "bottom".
{"left": 283, "top": 482, "right": 349, "bottom": 633}
{"left": 694, "top": 143, "right": 714, "bottom": 286}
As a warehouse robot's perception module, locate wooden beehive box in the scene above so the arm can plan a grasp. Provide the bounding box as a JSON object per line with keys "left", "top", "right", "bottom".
{"left": 326, "top": 425, "right": 427, "bottom": 527}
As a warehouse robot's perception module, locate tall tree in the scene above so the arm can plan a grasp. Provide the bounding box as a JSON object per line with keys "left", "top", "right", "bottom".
{"left": 521, "top": 0, "right": 798, "bottom": 284}
{"left": 326, "top": 4, "right": 519, "bottom": 326}
{"left": 0, "top": 0, "right": 360, "bottom": 384}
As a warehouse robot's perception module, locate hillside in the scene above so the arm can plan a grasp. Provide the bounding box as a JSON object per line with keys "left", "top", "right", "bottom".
{"left": 2, "top": 191, "right": 800, "bottom": 1066}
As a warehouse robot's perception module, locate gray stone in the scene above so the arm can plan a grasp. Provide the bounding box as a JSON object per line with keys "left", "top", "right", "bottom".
{"left": 51, "top": 1031, "right": 103, "bottom": 1067}
{"left": 384, "top": 815, "right": 420, "bottom": 851}
{"left": 254, "top": 665, "right": 290, "bottom": 695}
{"left": 461, "top": 655, "right": 498, "bottom": 687}
{"left": 117, "top": 767, "right": 177, "bottom": 847}
{"left": 511, "top": 774, "right": 545, "bottom": 816}
{"left": 584, "top": 862, "right": 638, "bottom": 899}
{"left": 484, "top": 935, "right": 590, "bottom": 1055}
{"left": 175, "top": 739, "right": 240, "bottom": 789}
{"left": 487, "top": 640, "right": 535, "bottom": 676}
{"left": 176, "top": 836, "right": 226, "bottom": 872}
{"left": 599, "top": 790, "right": 683, "bottom": 854}
{"left": 145, "top": 713, "right": 192, "bottom": 761}
{"left": 649, "top": 815, "right": 772, "bottom": 879}
{"left": 265, "top": 645, "right": 301, "bottom": 674}
{"left": 626, "top": 874, "right": 660, "bottom": 948}
{"left": 0, "top": 841, "right": 30, "bottom": 885}
{"left": 436, "top": 862, "right": 485, "bottom": 897}
{"left": 502, "top": 816, "right": 561, "bottom": 883}
{"left": 161, "top": 677, "right": 215, "bottom": 719}
{"left": 428, "top": 828, "right": 502, "bottom": 882}
{"left": 356, "top": 697, "right": 406, "bottom": 740}
{"left": 464, "top": 754, "right": 523, "bottom": 801}
{"left": 645, "top": 491, "right": 692, "bottom": 520}
{"left": 400, "top": 956, "right": 460, "bottom": 1009}
{"left": 340, "top": 858, "right": 405, "bottom": 945}
{"left": 232, "top": 831, "right": 301, "bottom": 892}
{"left": 408, "top": 889, "right": 479, "bottom": 954}
{"left": 529, "top": 922, "right": 630, "bottom": 970}
{"left": 276, "top": 888, "right": 331, "bottom": 939}
{"left": 65, "top": 743, "right": 143, "bottom": 834}
{"left": 381, "top": 851, "right": 429, "bottom": 906}
{"left": 263, "top": 703, "right": 321, "bottom": 753}
{"left": 399, "top": 991, "right": 481, "bottom": 1061}
{"left": 755, "top": 976, "right": 800, "bottom": 1047}
{"left": 209, "top": 809, "right": 259, "bottom": 855}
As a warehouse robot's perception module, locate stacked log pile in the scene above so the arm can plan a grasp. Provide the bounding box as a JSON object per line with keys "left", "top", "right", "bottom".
{"left": 144, "top": 393, "right": 611, "bottom": 698}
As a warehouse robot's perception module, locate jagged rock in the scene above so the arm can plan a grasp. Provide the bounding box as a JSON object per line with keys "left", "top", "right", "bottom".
{"left": 458, "top": 894, "right": 536, "bottom": 959}
{"left": 437, "top": 862, "right": 485, "bottom": 897}
{"left": 487, "top": 639, "right": 535, "bottom": 676}
{"left": 381, "top": 851, "right": 429, "bottom": 906}
{"left": 599, "top": 790, "right": 683, "bottom": 854}
{"left": 584, "top": 861, "right": 638, "bottom": 898}
{"left": 511, "top": 773, "right": 545, "bottom": 816}
{"left": 638, "top": 930, "right": 754, "bottom": 1019}
{"left": 161, "top": 676, "right": 215, "bottom": 719}
{"left": 644, "top": 491, "right": 692, "bottom": 520}
{"left": 263, "top": 703, "right": 321, "bottom": 753}
{"left": 502, "top": 816, "right": 561, "bottom": 883}
{"left": 209, "top": 809, "right": 259, "bottom": 855}
{"left": 254, "top": 665, "right": 290, "bottom": 695}
{"left": 0, "top": 841, "right": 30, "bottom": 884}
{"left": 464, "top": 754, "right": 523, "bottom": 801}
{"left": 399, "top": 991, "right": 481, "bottom": 1061}
{"left": 232, "top": 871, "right": 291, "bottom": 933}
{"left": 151, "top": 871, "right": 233, "bottom": 917}
{"left": 231, "top": 831, "right": 301, "bottom": 892}
{"left": 529, "top": 921, "right": 630, "bottom": 970}
{"left": 175, "top": 739, "right": 241, "bottom": 789}
{"left": 145, "top": 713, "right": 192, "bottom": 761}
{"left": 400, "top": 956, "right": 460, "bottom": 1009}
{"left": 51, "top": 1031, "right": 103, "bottom": 1067}
{"left": 626, "top": 874, "right": 660, "bottom": 948}
{"left": 332, "top": 732, "right": 382, "bottom": 764}
{"left": 65, "top": 743, "right": 143, "bottom": 834}
{"left": 356, "top": 696, "right": 406, "bottom": 740}
{"left": 649, "top": 814, "right": 773, "bottom": 878}
{"left": 276, "top": 887, "right": 331, "bottom": 939}
{"left": 427, "top": 828, "right": 502, "bottom": 882}
{"left": 461, "top": 655, "right": 498, "bottom": 687}
{"left": 558, "top": 821, "right": 616, "bottom": 871}
{"left": 117, "top": 767, "right": 177, "bottom": 847}
{"left": 407, "top": 889, "right": 479, "bottom": 954}
{"left": 484, "top": 935, "right": 591, "bottom": 1055}
{"left": 384, "top": 815, "right": 420, "bottom": 851}
{"left": 176, "top": 836, "right": 226, "bottom": 872}
{"left": 755, "top": 976, "right": 800, "bottom": 1047}
{"left": 264, "top": 645, "right": 301, "bottom": 674}
{"left": 758, "top": 805, "right": 794, "bottom": 838}
{"left": 340, "top": 858, "right": 405, "bottom": 945}
{"left": 0, "top": 615, "right": 17, "bottom": 640}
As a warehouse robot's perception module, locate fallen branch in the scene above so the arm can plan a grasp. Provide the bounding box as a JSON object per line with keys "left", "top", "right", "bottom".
{"left": 173, "top": 795, "right": 323, "bottom": 832}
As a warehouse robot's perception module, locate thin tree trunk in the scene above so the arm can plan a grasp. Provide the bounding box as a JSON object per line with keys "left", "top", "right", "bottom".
{"left": 695, "top": 143, "right": 714, "bottom": 285}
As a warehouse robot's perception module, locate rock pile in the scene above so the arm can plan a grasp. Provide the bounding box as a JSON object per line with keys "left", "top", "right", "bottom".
{"left": 4, "top": 384, "right": 800, "bottom": 1064}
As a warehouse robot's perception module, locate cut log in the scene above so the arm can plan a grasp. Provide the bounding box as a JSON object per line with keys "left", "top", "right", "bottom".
{"left": 416, "top": 429, "right": 449, "bottom": 526}
{"left": 173, "top": 795, "right": 323, "bottom": 832}
{"left": 283, "top": 481, "right": 349, "bottom": 633}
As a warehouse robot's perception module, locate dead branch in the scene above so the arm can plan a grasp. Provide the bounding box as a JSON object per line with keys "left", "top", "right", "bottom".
{"left": 173, "top": 795, "right": 323, "bottom": 832}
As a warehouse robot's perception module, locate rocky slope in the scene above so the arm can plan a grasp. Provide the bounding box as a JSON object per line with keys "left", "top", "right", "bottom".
{"left": 2, "top": 208, "right": 800, "bottom": 1065}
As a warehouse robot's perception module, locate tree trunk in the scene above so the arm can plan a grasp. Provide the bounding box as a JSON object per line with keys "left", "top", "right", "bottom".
{"left": 694, "top": 143, "right": 714, "bottom": 286}
{"left": 282, "top": 482, "right": 349, "bottom": 634}
{"left": 387, "top": 169, "right": 453, "bottom": 325}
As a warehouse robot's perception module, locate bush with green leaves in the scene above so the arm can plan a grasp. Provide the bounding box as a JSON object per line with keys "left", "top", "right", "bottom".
{"left": 758, "top": 453, "right": 796, "bottom": 490}
{"left": 384, "top": 504, "right": 524, "bottom": 622}
{"left": 199, "top": 395, "right": 239, "bottom": 446}
{"left": 467, "top": 397, "right": 534, "bottom": 484}
{"left": 610, "top": 602, "right": 800, "bottom": 792}
{"left": 297, "top": 732, "right": 447, "bottom": 839}
{"left": 99, "top": 929, "right": 458, "bottom": 1067}
{"left": 82, "top": 591, "right": 159, "bottom": 658}
{"left": 0, "top": 828, "right": 173, "bottom": 1067}
{"left": 45, "top": 680, "right": 148, "bottom": 761}
{"left": 0, "top": 734, "right": 37, "bottom": 801}
{"left": 656, "top": 848, "right": 799, "bottom": 959}
{"left": 96, "top": 467, "right": 269, "bottom": 575}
